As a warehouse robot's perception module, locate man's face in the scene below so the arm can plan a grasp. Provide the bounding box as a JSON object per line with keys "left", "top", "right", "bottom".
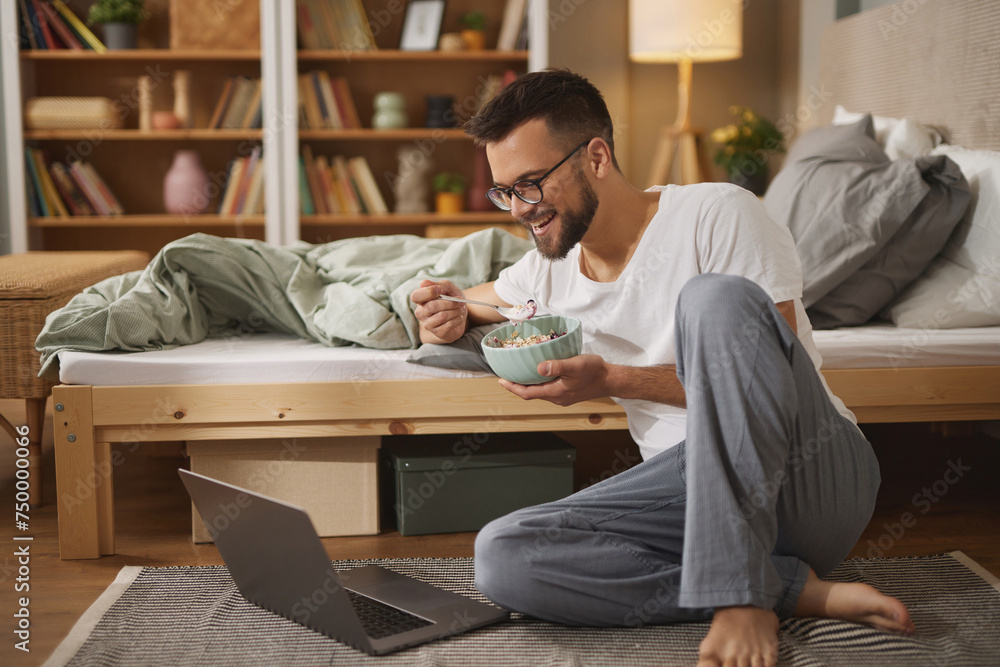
{"left": 487, "top": 120, "right": 599, "bottom": 260}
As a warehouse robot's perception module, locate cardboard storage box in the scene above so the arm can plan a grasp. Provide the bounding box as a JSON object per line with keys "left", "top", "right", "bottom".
{"left": 187, "top": 436, "right": 380, "bottom": 543}
{"left": 383, "top": 433, "right": 576, "bottom": 536}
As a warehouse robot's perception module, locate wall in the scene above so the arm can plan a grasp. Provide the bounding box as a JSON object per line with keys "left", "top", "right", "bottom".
{"left": 545, "top": 0, "right": 799, "bottom": 186}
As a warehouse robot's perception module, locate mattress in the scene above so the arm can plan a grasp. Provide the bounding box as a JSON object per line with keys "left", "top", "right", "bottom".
{"left": 56, "top": 325, "right": 1000, "bottom": 386}
{"left": 57, "top": 333, "right": 489, "bottom": 386}
{"left": 811, "top": 323, "right": 1000, "bottom": 369}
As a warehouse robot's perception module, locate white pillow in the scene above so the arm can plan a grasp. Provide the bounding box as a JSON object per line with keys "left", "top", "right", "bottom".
{"left": 832, "top": 105, "right": 940, "bottom": 159}
{"left": 881, "top": 144, "right": 1000, "bottom": 328}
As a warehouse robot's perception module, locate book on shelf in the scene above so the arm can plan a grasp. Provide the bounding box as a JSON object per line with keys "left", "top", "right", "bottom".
{"left": 497, "top": 0, "right": 528, "bottom": 50}
{"left": 232, "top": 146, "right": 262, "bottom": 213}
{"left": 207, "top": 76, "right": 263, "bottom": 130}
{"left": 298, "top": 155, "right": 316, "bottom": 215}
{"left": 18, "top": 0, "right": 106, "bottom": 51}
{"left": 49, "top": 162, "right": 96, "bottom": 216}
{"left": 330, "top": 155, "right": 361, "bottom": 213}
{"left": 36, "top": 0, "right": 83, "bottom": 49}
{"left": 30, "top": 0, "right": 58, "bottom": 49}
{"left": 208, "top": 78, "right": 237, "bottom": 129}
{"left": 23, "top": 152, "right": 43, "bottom": 216}
{"left": 220, "top": 77, "right": 260, "bottom": 130}
{"left": 81, "top": 162, "right": 124, "bottom": 214}
{"left": 68, "top": 162, "right": 110, "bottom": 215}
{"left": 295, "top": 0, "right": 376, "bottom": 51}
{"left": 299, "top": 149, "right": 389, "bottom": 216}
{"left": 217, "top": 158, "right": 245, "bottom": 215}
{"left": 30, "top": 149, "right": 69, "bottom": 217}
{"left": 216, "top": 148, "right": 265, "bottom": 216}
{"left": 24, "top": 154, "right": 123, "bottom": 217}
{"left": 297, "top": 74, "right": 324, "bottom": 130}
{"left": 52, "top": 0, "right": 106, "bottom": 51}
{"left": 242, "top": 159, "right": 266, "bottom": 215}
{"left": 300, "top": 145, "right": 328, "bottom": 214}
{"left": 348, "top": 156, "right": 388, "bottom": 214}
{"left": 24, "top": 149, "right": 49, "bottom": 216}
{"left": 298, "top": 71, "right": 361, "bottom": 129}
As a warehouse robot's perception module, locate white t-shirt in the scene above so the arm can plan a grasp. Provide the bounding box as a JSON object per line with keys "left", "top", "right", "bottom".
{"left": 494, "top": 183, "right": 855, "bottom": 460}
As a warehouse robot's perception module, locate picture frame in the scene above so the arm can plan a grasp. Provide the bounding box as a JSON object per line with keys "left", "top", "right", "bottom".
{"left": 399, "top": 0, "right": 446, "bottom": 51}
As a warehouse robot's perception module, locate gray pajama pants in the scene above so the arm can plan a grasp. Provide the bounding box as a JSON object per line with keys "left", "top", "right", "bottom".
{"left": 474, "top": 273, "right": 881, "bottom": 626}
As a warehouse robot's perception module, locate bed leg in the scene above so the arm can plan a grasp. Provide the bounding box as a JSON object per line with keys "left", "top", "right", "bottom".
{"left": 96, "top": 441, "right": 115, "bottom": 555}
{"left": 53, "top": 385, "right": 110, "bottom": 559}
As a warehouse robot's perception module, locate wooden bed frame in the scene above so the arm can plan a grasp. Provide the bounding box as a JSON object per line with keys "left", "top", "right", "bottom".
{"left": 51, "top": 366, "right": 1000, "bottom": 559}
{"left": 52, "top": 1, "right": 1000, "bottom": 559}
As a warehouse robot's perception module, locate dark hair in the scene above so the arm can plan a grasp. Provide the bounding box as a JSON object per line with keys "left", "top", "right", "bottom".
{"left": 464, "top": 68, "right": 619, "bottom": 169}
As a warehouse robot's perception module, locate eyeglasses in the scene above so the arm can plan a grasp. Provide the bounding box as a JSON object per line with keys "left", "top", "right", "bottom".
{"left": 486, "top": 140, "right": 590, "bottom": 211}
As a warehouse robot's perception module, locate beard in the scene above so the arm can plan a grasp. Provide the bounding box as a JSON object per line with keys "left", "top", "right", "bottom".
{"left": 521, "top": 167, "right": 599, "bottom": 261}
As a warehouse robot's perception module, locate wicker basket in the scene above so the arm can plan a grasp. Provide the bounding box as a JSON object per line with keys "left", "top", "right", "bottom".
{"left": 24, "top": 97, "right": 124, "bottom": 131}
{"left": 0, "top": 250, "right": 149, "bottom": 399}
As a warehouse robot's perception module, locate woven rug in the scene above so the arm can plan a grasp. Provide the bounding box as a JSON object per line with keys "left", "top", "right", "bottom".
{"left": 44, "top": 551, "right": 1000, "bottom": 667}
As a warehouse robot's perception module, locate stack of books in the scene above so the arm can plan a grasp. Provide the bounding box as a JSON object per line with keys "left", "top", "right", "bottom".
{"left": 298, "top": 71, "right": 362, "bottom": 130}
{"left": 299, "top": 147, "right": 387, "bottom": 216}
{"left": 295, "top": 0, "right": 376, "bottom": 50}
{"left": 17, "top": 0, "right": 107, "bottom": 51}
{"left": 24, "top": 148, "right": 123, "bottom": 217}
{"left": 208, "top": 77, "right": 264, "bottom": 130}
{"left": 217, "top": 146, "right": 265, "bottom": 216}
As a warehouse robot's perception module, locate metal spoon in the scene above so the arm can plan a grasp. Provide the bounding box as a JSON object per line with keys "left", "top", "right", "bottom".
{"left": 438, "top": 296, "right": 537, "bottom": 325}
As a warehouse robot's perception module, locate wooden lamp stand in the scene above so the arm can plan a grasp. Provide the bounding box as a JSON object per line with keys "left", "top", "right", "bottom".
{"left": 647, "top": 58, "right": 704, "bottom": 188}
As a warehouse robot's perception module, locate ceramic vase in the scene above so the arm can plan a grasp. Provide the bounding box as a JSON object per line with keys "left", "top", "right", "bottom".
{"left": 103, "top": 23, "right": 137, "bottom": 50}
{"left": 163, "top": 150, "right": 210, "bottom": 215}
{"left": 372, "top": 92, "right": 408, "bottom": 130}
{"left": 424, "top": 95, "right": 455, "bottom": 128}
{"left": 435, "top": 192, "right": 464, "bottom": 214}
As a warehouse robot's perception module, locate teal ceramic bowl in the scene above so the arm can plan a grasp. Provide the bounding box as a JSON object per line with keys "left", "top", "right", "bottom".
{"left": 481, "top": 315, "right": 582, "bottom": 385}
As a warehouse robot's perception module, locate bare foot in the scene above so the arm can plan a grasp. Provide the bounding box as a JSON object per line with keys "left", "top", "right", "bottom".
{"left": 697, "top": 605, "right": 779, "bottom": 667}
{"left": 794, "top": 568, "right": 916, "bottom": 635}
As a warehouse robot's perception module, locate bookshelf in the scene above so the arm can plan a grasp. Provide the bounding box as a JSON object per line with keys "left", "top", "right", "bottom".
{"left": 1, "top": 0, "right": 547, "bottom": 255}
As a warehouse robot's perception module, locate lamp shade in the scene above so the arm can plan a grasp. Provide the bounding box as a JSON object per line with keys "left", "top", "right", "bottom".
{"left": 629, "top": 0, "right": 742, "bottom": 63}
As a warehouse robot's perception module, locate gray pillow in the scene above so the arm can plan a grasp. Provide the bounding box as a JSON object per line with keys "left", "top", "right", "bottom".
{"left": 806, "top": 154, "right": 971, "bottom": 329}
{"left": 406, "top": 324, "right": 496, "bottom": 373}
{"left": 763, "top": 115, "right": 971, "bottom": 328}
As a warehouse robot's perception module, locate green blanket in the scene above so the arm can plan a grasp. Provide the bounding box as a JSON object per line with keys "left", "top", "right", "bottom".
{"left": 36, "top": 230, "right": 533, "bottom": 381}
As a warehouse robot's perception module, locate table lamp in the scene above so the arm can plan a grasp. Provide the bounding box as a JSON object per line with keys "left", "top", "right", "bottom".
{"left": 629, "top": 0, "right": 743, "bottom": 187}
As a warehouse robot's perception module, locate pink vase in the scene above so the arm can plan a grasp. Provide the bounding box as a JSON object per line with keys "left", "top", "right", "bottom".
{"left": 163, "top": 150, "right": 210, "bottom": 214}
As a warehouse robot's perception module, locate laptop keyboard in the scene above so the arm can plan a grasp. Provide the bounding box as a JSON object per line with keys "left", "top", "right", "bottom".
{"left": 346, "top": 589, "right": 434, "bottom": 639}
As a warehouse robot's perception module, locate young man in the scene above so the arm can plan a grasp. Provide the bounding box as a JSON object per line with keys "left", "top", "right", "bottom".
{"left": 410, "top": 69, "right": 914, "bottom": 667}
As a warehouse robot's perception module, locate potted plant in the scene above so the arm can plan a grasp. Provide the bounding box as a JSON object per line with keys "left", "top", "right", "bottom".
{"left": 433, "top": 172, "right": 466, "bottom": 214}
{"left": 459, "top": 10, "right": 487, "bottom": 50}
{"left": 87, "top": 0, "right": 150, "bottom": 50}
{"left": 710, "top": 106, "right": 785, "bottom": 196}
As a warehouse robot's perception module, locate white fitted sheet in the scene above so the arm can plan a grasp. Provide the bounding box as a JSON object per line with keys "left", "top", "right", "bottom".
{"left": 57, "top": 333, "right": 490, "bottom": 386}
{"left": 812, "top": 323, "right": 1000, "bottom": 369}
{"left": 56, "top": 325, "right": 1000, "bottom": 386}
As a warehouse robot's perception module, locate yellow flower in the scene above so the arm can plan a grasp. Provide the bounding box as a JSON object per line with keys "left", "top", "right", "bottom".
{"left": 741, "top": 126, "right": 752, "bottom": 137}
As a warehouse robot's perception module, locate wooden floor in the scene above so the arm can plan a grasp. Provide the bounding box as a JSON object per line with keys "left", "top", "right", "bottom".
{"left": 1, "top": 398, "right": 998, "bottom": 666}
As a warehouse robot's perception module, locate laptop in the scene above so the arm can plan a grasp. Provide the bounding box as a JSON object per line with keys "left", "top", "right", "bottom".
{"left": 179, "top": 469, "right": 509, "bottom": 656}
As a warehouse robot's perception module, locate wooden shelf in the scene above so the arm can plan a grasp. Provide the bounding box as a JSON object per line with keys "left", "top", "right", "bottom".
{"left": 24, "top": 129, "right": 264, "bottom": 141}
{"left": 298, "top": 128, "right": 469, "bottom": 141}
{"left": 29, "top": 213, "right": 514, "bottom": 228}
{"left": 20, "top": 49, "right": 262, "bottom": 61}
{"left": 29, "top": 214, "right": 265, "bottom": 228}
{"left": 301, "top": 212, "right": 511, "bottom": 226}
{"left": 297, "top": 49, "right": 528, "bottom": 63}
